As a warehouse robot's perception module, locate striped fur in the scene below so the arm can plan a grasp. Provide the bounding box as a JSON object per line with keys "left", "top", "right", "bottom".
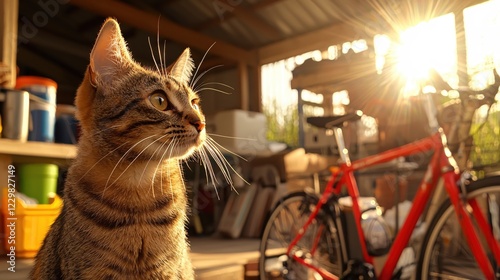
{"left": 30, "top": 19, "right": 203, "bottom": 279}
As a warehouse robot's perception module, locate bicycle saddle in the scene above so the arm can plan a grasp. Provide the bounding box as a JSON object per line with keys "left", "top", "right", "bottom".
{"left": 307, "top": 110, "right": 363, "bottom": 129}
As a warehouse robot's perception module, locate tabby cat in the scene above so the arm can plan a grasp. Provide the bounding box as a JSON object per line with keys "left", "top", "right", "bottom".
{"left": 30, "top": 18, "right": 208, "bottom": 279}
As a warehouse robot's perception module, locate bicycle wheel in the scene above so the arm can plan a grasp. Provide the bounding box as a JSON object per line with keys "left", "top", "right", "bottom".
{"left": 417, "top": 176, "right": 500, "bottom": 279}
{"left": 258, "top": 192, "right": 345, "bottom": 280}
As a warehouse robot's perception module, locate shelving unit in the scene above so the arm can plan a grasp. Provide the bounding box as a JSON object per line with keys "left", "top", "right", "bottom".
{"left": 0, "top": 139, "right": 77, "bottom": 186}
{"left": 0, "top": 139, "right": 76, "bottom": 161}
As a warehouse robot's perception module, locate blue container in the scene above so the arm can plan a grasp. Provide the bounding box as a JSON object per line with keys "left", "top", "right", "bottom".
{"left": 16, "top": 76, "right": 57, "bottom": 142}
{"left": 55, "top": 114, "right": 79, "bottom": 144}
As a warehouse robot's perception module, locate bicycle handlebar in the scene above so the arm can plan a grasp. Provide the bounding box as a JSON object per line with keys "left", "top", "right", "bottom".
{"left": 428, "top": 68, "right": 500, "bottom": 103}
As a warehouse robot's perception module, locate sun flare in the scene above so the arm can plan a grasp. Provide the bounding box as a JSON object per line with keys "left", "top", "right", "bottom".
{"left": 395, "top": 13, "right": 457, "bottom": 95}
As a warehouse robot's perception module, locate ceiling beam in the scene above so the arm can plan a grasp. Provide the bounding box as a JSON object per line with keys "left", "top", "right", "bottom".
{"left": 258, "top": 23, "right": 354, "bottom": 65}
{"left": 69, "top": 0, "right": 257, "bottom": 65}
{"left": 258, "top": 0, "right": 488, "bottom": 65}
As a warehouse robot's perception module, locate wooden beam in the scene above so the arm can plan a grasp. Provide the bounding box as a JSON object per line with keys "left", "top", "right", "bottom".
{"left": 257, "top": 0, "right": 488, "bottom": 65}
{"left": 69, "top": 0, "right": 257, "bottom": 65}
{"left": 0, "top": 0, "right": 19, "bottom": 88}
{"left": 258, "top": 22, "right": 354, "bottom": 65}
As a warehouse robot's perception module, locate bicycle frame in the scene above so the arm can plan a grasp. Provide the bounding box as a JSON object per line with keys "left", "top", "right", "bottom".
{"left": 287, "top": 129, "right": 500, "bottom": 280}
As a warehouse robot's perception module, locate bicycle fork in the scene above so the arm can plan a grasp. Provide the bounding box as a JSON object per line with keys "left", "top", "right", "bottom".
{"left": 441, "top": 153, "right": 500, "bottom": 279}
{"left": 285, "top": 177, "right": 341, "bottom": 280}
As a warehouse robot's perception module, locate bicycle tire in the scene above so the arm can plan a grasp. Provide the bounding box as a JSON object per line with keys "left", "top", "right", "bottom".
{"left": 417, "top": 175, "right": 500, "bottom": 280}
{"left": 258, "top": 192, "right": 345, "bottom": 280}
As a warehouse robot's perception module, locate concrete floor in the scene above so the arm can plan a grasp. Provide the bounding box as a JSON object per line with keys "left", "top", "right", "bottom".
{"left": 0, "top": 237, "right": 260, "bottom": 280}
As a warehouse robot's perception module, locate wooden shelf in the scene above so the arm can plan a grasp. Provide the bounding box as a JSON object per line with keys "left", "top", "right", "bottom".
{"left": 0, "top": 139, "right": 76, "bottom": 165}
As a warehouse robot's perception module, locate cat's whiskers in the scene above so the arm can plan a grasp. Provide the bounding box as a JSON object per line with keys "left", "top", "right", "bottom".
{"left": 190, "top": 65, "right": 223, "bottom": 91}
{"left": 195, "top": 146, "right": 220, "bottom": 199}
{"left": 77, "top": 140, "right": 130, "bottom": 183}
{"left": 189, "top": 42, "right": 216, "bottom": 88}
{"left": 193, "top": 82, "right": 233, "bottom": 93}
{"left": 138, "top": 134, "right": 171, "bottom": 195}
{"left": 162, "top": 41, "right": 167, "bottom": 78}
{"left": 90, "top": 124, "right": 123, "bottom": 138}
{"left": 195, "top": 87, "right": 232, "bottom": 95}
{"left": 166, "top": 137, "right": 180, "bottom": 198}
{"left": 207, "top": 134, "right": 249, "bottom": 171}
{"left": 107, "top": 133, "right": 168, "bottom": 190}
{"left": 151, "top": 134, "right": 178, "bottom": 197}
{"left": 156, "top": 21, "right": 166, "bottom": 78}
{"left": 203, "top": 137, "right": 250, "bottom": 193}
{"left": 147, "top": 37, "right": 162, "bottom": 75}
{"left": 103, "top": 134, "right": 159, "bottom": 196}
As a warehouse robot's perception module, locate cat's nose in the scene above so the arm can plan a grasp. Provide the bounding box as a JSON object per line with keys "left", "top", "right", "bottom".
{"left": 191, "top": 120, "right": 205, "bottom": 132}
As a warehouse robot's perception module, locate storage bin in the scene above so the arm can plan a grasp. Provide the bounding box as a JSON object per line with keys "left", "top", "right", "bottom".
{"left": 16, "top": 76, "right": 57, "bottom": 142}
{"left": 1, "top": 188, "right": 62, "bottom": 258}
{"left": 18, "top": 163, "right": 59, "bottom": 204}
{"left": 213, "top": 109, "right": 268, "bottom": 155}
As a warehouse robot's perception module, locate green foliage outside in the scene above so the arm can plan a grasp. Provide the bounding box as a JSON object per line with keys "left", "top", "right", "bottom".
{"left": 263, "top": 98, "right": 299, "bottom": 147}
{"left": 469, "top": 109, "right": 500, "bottom": 170}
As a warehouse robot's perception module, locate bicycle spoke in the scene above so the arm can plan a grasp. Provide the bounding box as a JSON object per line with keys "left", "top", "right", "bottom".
{"left": 259, "top": 193, "right": 344, "bottom": 280}
{"left": 418, "top": 179, "right": 500, "bottom": 280}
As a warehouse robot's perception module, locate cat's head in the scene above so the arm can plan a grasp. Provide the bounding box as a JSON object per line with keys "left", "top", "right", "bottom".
{"left": 75, "top": 18, "right": 205, "bottom": 160}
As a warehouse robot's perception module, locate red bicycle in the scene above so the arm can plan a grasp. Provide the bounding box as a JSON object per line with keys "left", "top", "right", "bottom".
{"left": 259, "top": 70, "right": 500, "bottom": 280}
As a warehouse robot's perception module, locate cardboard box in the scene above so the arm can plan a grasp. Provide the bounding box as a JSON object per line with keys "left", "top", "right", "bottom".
{"left": 250, "top": 148, "right": 337, "bottom": 182}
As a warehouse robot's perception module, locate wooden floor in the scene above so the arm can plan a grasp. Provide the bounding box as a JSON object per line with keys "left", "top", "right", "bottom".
{"left": 0, "top": 237, "right": 261, "bottom": 280}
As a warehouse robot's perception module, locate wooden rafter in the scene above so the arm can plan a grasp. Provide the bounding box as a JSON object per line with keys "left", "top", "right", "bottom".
{"left": 69, "top": 0, "right": 257, "bottom": 65}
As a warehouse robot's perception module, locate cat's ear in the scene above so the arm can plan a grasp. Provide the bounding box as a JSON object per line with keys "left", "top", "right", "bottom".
{"left": 169, "top": 48, "right": 194, "bottom": 83}
{"left": 89, "top": 18, "right": 133, "bottom": 86}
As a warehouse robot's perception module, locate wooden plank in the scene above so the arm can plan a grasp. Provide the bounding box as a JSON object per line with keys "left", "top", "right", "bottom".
{"left": 0, "top": 139, "right": 76, "bottom": 160}
{"left": 0, "top": 0, "right": 19, "bottom": 88}
{"left": 69, "top": 0, "right": 257, "bottom": 65}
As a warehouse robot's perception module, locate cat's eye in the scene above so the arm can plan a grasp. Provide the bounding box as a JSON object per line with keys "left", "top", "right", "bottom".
{"left": 149, "top": 91, "right": 168, "bottom": 111}
{"left": 191, "top": 98, "right": 200, "bottom": 111}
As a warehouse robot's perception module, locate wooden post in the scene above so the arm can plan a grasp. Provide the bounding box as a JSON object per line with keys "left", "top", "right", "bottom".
{"left": 297, "top": 88, "right": 304, "bottom": 147}
{"left": 238, "top": 62, "right": 249, "bottom": 111}
{"left": 0, "top": 0, "right": 18, "bottom": 88}
{"left": 250, "top": 65, "right": 262, "bottom": 112}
